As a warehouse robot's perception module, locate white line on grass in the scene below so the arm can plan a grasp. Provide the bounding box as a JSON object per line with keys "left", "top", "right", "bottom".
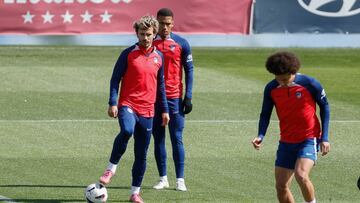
{"left": 0, "top": 119, "right": 359, "bottom": 123}
{"left": 0, "top": 195, "right": 17, "bottom": 202}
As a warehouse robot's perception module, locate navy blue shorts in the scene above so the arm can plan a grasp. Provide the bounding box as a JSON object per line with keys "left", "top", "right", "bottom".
{"left": 275, "top": 138, "right": 318, "bottom": 170}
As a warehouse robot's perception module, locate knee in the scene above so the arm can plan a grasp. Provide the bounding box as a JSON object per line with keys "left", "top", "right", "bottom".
{"left": 295, "top": 170, "right": 310, "bottom": 184}
{"left": 170, "top": 132, "right": 183, "bottom": 145}
{"left": 134, "top": 151, "right": 148, "bottom": 161}
{"left": 153, "top": 133, "right": 165, "bottom": 144}
{"left": 121, "top": 126, "right": 134, "bottom": 137}
{"left": 276, "top": 182, "right": 289, "bottom": 192}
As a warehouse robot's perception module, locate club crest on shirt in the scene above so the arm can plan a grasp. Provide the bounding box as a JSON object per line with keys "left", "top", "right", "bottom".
{"left": 169, "top": 44, "right": 176, "bottom": 52}
{"left": 295, "top": 91, "right": 302, "bottom": 99}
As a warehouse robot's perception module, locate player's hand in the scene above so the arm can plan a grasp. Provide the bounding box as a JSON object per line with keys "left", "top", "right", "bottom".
{"left": 108, "top": 106, "right": 118, "bottom": 118}
{"left": 182, "top": 97, "right": 193, "bottom": 114}
{"left": 161, "top": 113, "right": 170, "bottom": 126}
{"left": 320, "top": 141, "right": 330, "bottom": 156}
{"left": 252, "top": 137, "right": 263, "bottom": 150}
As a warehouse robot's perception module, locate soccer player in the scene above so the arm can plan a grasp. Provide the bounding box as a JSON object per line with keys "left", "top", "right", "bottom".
{"left": 151, "top": 8, "right": 194, "bottom": 191}
{"left": 252, "top": 51, "right": 330, "bottom": 203}
{"left": 99, "top": 15, "right": 170, "bottom": 203}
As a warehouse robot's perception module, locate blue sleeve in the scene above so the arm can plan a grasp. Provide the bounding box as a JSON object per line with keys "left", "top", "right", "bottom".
{"left": 309, "top": 78, "right": 330, "bottom": 142}
{"left": 180, "top": 39, "right": 194, "bottom": 99}
{"left": 108, "top": 49, "right": 130, "bottom": 106}
{"left": 258, "top": 83, "right": 275, "bottom": 140}
{"left": 157, "top": 53, "right": 169, "bottom": 113}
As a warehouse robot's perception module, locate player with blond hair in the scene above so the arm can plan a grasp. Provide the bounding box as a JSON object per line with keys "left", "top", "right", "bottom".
{"left": 99, "top": 15, "right": 169, "bottom": 203}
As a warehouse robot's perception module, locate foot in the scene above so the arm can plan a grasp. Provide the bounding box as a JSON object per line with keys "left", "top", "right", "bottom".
{"left": 99, "top": 169, "right": 114, "bottom": 185}
{"left": 153, "top": 179, "right": 169, "bottom": 190}
{"left": 176, "top": 179, "right": 187, "bottom": 191}
{"left": 129, "top": 193, "right": 144, "bottom": 203}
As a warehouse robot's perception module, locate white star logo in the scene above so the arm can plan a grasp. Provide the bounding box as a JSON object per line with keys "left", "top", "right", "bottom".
{"left": 42, "top": 10, "right": 54, "bottom": 24}
{"left": 100, "top": 10, "right": 112, "bottom": 23}
{"left": 22, "top": 11, "right": 35, "bottom": 24}
{"left": 81, "top": 10, "right": 93, "bottom": 23}
{"left": 61, "top": 10, "right": 74, "bottom": 23}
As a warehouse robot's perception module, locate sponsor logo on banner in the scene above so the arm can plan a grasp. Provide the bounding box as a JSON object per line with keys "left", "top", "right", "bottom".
{"left": 297, "top": 0, "right": 360, "bottom": 17}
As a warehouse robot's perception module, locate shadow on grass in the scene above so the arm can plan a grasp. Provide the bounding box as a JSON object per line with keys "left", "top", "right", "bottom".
{"left": 0, "top": 184, "right": 128, "bottom": 189}
{"left": 1, "top": 199, "right": 129, "bottom": 203}
{"left": 0, "top": 184, "right": 130, "bottom": 202}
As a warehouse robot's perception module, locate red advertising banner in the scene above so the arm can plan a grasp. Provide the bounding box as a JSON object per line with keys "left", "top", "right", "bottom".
{"left": 0, "top": 0, "right": 252, "bottom": 35}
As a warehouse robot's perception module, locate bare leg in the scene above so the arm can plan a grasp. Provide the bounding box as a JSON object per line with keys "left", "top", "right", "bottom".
{"left": 295, "top": 158, "right": 315, "bottom": 202}
{"left": 275, "top": 166, "right": 295, "bottom": 203}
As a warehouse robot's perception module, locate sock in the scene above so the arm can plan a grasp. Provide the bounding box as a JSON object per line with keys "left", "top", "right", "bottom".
{"left": 177, "top": 178, "right": 184, "bottom": 182}
{"left": 107, "top": 162, "right": 117, "bottom": 174}
{"left": 160, "top": 176, "right": 168, "bottom": 182}
{"left": 131, "top": 186, "right": 141, "bottom": 194}
{"left": 306, "top": 199, "right": 316, "bottom": 203}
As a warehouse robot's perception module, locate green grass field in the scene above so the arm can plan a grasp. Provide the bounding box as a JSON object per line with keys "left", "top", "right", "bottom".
{"left": 0, "top": 46, "right": 359, "bottom": 203}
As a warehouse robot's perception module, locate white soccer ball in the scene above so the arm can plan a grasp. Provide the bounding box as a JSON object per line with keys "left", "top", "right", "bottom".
{"left": 84, "top": 183, "right": 108, "bottom": 203}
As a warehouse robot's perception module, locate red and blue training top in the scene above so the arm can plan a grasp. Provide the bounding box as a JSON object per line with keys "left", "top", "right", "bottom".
{"left": 153, "top": 33, "right": 194, "bottom": 99}
{"left": 108, "top": 44, "right": 169, "bottom": 118}
{"left": 258, "top": 73, "right": 330, "bottom": 143}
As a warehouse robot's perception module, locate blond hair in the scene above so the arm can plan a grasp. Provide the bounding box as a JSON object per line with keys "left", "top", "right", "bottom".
{"left": 133, "top": 15, "right": 159, "bottom": 34}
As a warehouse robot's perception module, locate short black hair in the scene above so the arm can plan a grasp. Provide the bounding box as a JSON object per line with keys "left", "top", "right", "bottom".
{"left": 157, "top": 8, "right": 174, "bottom": 17}
{"left": 265, "top": 51, "right": 301, "bottom": 75}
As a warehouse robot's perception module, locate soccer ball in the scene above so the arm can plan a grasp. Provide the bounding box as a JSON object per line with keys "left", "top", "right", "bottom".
{"left": 84, "top": 183, "right": 108, "bottom": 203}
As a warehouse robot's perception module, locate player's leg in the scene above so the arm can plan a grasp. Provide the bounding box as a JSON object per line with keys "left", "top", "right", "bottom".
{"left": 130, "top": 116, "right": 152, "bottom": 199}
{"left": 100, "top": 106, "right": 136, "bottom": 185}
{"left": 110, "top": 107, "right": 137, "bottom": 164}
{"left": 152, "top": 109, "right": 167, "bottom": 176}
{"left": 295, "top": 138, "right": 317, "bottom": 203}
{"left": 168, "top": 98, "right": 186, "bottom": 191}
{"left": 275, "top": 141, "right": 298, "bottom": 203}
{"left": 152, "top": 103, "right": 169, "bottom": 189}
{"left": 275, "top": 166, "right": 295, "bottom": 203}
{"left": 294, "top": 158, "right": 315, "bottom": 202}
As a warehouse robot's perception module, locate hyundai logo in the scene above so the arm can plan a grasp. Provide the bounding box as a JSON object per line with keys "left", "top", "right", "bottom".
{"left": 297, "top": 0, "right": 360, "bottom": 17}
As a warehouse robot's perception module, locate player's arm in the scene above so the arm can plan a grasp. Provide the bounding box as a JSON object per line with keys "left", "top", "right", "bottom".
{"left": 311, "top": 78, "right": 330, "bottom": 155}
{"left": 252, "top": 84, "right": 274, "bottom": 150}
{"left": 157, "top": 56, "right": 169, "bottom": 126}
{"left": 181, "top": 39, "right": 194, "bottom": 114}
{"left": 108, "top": 50, "right": 128, "bottom": 118}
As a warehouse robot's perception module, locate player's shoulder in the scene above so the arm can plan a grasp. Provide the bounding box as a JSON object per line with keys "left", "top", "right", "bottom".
{"left": 265, "top": 79, "right": 279, "bottom": 90}
{"left": 121, "top": 44, "right": 137, "bottom": 55}
{"left": 295, "top": 73, "right": 320, "bottom": 86}
{"left": 171, "top": 32, "right": 186, "bottom": 41}
{"left": 171, "top": 33, "right": 190, "bottom": 47}
{"left": 154, "top": 48, "right": 164, "bottom": 58}
{"left": 263, "top": 79, "right": 278, "bottom": 95}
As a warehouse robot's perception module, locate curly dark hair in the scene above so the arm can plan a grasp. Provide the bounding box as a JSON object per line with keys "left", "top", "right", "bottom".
{"left": 265, "top": 51, "right": 301, "bottom": 75}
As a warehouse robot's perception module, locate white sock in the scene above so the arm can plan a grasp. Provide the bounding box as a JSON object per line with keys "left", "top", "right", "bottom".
{"left": 107, "top": 162, "right": 117, "bottom": 174}
{"left": 306, "top": 199, "right": 316, "bottom": 203}
{"left": 131, "top": 186, "right": 141, "bottom": 194}
{"left": 160, "top": 176, "right": 168, "bottom": 182}
{"left": 177, "top": 178, "right": 184, "bottom": 182}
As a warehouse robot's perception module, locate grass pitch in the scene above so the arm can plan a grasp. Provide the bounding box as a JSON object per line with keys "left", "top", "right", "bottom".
{"left": 0, "top": 46, "right": 359, "bottom": 202}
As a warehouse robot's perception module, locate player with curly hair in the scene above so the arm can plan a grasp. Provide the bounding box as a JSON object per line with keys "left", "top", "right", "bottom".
{"left": 252, "top": 51, "right": 330, "bottom": 203}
